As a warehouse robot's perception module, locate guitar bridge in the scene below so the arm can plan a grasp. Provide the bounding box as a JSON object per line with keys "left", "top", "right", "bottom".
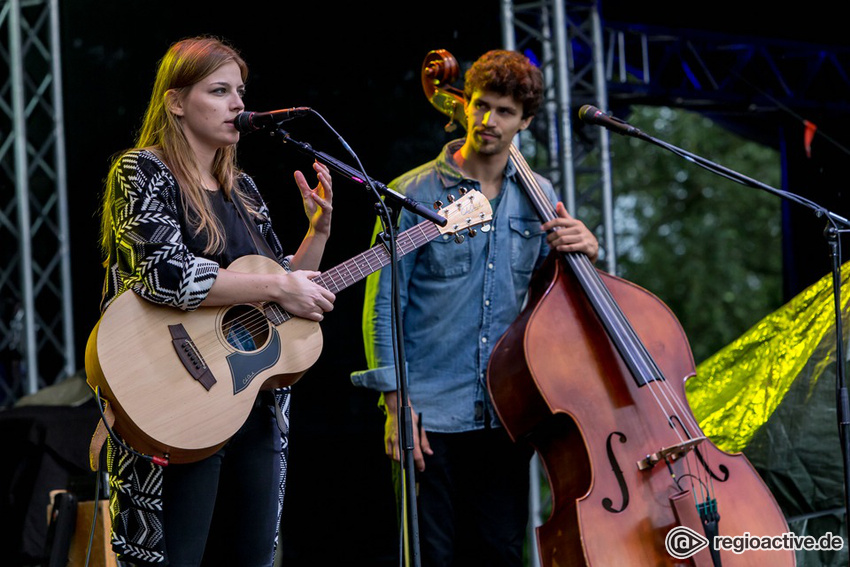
{"left": 169, "top": 324, "right": 216, "bottom": 390}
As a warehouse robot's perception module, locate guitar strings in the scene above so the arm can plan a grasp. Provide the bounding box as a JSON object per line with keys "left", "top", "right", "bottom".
{"left": 181, "top": 233, "right": 422, "bottom": 355}
{"left": 182, "top": 201, "right": 487, "bottom": 357}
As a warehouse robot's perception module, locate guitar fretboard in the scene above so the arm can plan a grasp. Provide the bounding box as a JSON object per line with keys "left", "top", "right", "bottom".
{"left": 262, "top": 219, "right": 443, "bottom": 324}
{"left": 315, "top": 220, "right": 442, "bottom": 293}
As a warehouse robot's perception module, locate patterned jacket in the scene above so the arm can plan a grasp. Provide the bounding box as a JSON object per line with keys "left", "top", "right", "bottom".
{"left": 100, "top": 148, "right": 288, "bottom": 312}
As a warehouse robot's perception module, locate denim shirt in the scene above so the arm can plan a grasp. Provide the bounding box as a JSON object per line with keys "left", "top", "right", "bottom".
{"left": 351, "top": 140, "right": 558, "bottom": 432}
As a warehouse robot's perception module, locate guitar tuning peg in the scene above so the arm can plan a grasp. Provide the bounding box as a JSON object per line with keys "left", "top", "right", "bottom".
{"left": 454, "top": 233, "right": 465, "bottom": 244}
{"left": 447, "top": 194, "right": 456, "bottom": 203}
{"left": 480, "top": 223, "right": 491, "bottom": 233}
{"left": 467, "top": 228, "right": 477, "bottom": 238}
{"left": 433, "top": 200, "right": 443, "bottom": 210}
{"left": 458, "top": 187, "right": 468, "bottom": 195}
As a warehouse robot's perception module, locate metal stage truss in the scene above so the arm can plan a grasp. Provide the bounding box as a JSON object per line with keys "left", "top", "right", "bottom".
{"left": 0, "top": 0, "right": 73, "bottom": 405}
{"left": 501, "top": 0, "right": 850, "bottom": 272}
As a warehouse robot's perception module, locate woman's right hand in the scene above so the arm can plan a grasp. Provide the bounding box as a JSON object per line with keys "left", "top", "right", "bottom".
{"left": 275, "top": 270, "right": 335, "bottom": 321}
{"left": 202, "top": 266, "right": 334, "bottom": 321}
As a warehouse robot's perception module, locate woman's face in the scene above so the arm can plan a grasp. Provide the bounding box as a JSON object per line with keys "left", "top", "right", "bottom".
{"left": 171, "top": 60, "right": 245, "bottom": 158}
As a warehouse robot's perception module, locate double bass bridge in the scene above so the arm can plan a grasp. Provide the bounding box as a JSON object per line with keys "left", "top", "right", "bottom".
{"left": 637, "top": 436, "right": 706, "bottom": 471}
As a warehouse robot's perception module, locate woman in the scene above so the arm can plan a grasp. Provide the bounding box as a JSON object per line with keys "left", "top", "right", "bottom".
{"left": 98, "top": 36, "right": 334, "bottom": 566}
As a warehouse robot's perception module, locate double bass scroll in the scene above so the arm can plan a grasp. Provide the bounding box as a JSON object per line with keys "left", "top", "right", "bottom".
{"left": 420, "top": 48, "right": 796, "bottom": 566}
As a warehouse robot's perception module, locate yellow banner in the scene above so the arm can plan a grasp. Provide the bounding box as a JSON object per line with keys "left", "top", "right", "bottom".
{"left": 687, "top": 263, "right": 850, "bottom": 452}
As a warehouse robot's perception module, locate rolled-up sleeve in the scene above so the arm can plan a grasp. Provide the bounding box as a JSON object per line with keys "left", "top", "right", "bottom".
{"left": 352, "top": 201, "right": 421, "bottom": 392}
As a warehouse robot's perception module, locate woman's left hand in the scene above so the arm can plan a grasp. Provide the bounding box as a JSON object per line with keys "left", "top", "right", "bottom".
{"left": 294, "top": 161, "right": 333, "bottom": 236}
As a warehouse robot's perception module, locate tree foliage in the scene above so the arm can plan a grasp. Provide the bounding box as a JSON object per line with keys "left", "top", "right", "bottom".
{"left": 607, "top": 106, "right": 784, "bottom": 363}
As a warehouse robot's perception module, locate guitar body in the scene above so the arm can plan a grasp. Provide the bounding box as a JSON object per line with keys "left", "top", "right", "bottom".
{"left": 85, "top": 255, "right": 323, "bottom": 463}
{"left": 85, "top": 190, "right": 494, "bottom": 464}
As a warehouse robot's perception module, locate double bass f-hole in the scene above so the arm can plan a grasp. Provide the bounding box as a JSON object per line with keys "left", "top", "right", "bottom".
{"left": 602, "top": 431, "right": 629, "bottom": 514}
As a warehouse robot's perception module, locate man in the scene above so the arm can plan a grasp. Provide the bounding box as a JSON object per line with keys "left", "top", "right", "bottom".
{"left": 352, "top": 50, "right": 599, "bottom": 565}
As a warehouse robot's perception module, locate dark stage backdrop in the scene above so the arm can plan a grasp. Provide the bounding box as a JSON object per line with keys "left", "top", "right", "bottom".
{"left": 60, "top": 2, "right": 502, "bottom": 564}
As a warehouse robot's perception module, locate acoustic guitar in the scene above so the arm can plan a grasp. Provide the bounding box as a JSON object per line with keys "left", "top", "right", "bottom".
{"left": 85, "top": 190, "right": 492, "bottom": 463}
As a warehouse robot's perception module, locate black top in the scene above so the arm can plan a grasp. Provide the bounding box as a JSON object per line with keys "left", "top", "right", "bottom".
{"left": 183, "top": 189, "right": 259, "bottom": 267}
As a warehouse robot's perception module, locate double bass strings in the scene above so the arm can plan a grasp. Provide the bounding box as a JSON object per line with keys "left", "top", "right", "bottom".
{"left": 509, "top": 144, "right": 718, "bottom": 508}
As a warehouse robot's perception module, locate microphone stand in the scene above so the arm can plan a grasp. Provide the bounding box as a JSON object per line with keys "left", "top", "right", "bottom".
{"left": 586, "top": 110, "right": 850, "bottom": 544}
{"left": 269, "top": 125, "right": 426, "bottom": 567}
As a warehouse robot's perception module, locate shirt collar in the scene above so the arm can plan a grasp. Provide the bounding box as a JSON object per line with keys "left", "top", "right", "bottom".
{"left": 434, "top": 139, "right": 519, "bottom": 189}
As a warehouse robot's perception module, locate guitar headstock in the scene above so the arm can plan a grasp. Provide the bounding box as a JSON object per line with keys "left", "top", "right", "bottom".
{"left": 435, "top": 189, "right": 493, "bottom": 242}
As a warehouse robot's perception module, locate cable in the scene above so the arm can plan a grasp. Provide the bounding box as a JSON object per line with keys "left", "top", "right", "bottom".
{"left": 93, "top": 386, "right": 168, "bottom": 465}
{"left": 83, "top": 470, "right": 101, "bottom": 567}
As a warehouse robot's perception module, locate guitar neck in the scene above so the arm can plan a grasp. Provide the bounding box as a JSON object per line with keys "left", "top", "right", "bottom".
{"left": 261, "top": 190, "right": 491, "bottom": 325}
{"left": 312, "top": 219, "right": 442, "bottom": 294}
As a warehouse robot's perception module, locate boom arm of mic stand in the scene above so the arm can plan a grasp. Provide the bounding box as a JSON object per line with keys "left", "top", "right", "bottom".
{"left": 622, "top": 123, "right": 850, "bottom": 546}
{"left": 631, "top": 129, "right": 850, "bottom": 228}
{"left": 273, "top": 129, "right": 447, "bottom": 227}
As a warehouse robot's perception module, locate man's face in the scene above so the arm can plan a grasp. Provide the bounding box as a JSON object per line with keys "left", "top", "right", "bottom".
{"left": 464, "top": 89, "right": 533, "bottom": 156}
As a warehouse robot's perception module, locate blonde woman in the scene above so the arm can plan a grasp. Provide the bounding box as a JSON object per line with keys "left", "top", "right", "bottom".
{"left": 98, "top": 36, "right": 334, "bottom": 566}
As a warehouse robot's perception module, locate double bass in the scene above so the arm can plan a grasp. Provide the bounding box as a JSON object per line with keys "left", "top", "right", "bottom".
{"left": 421, "top": 49, "right": 795, "bottom": 566}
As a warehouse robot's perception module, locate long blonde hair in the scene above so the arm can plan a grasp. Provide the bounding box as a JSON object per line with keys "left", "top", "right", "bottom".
{"left": 100, "top": 36, "right": 252, "bottom": 257}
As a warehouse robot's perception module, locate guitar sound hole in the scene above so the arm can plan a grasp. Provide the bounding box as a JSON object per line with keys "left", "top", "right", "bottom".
{"left": 221, "top": 305, "right": 270, "bottom": 352}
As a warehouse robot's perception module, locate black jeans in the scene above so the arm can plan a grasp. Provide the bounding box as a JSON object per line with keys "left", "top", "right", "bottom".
{"left": 397, "top": 427, "right": 533, "bottom": 567}
{"left": 160, "top": 400, "right": 282, "bottom": 567}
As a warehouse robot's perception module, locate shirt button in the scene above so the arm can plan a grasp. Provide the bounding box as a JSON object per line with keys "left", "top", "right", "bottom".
{"left": 488, "top": 263, "right": 494, "bottom": 269}
{"left": 524, "top": 229, "right": 531, "bottom": 236}
{"left": 484, "top": 299, "right": 490, "bottom": 306}
{"left": 481, "top": 337, "right": 488, "bottom": 343}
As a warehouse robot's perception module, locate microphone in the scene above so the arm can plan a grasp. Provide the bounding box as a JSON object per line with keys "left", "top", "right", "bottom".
{"left": 578, "top": 105, "right": 642, "bottom": 137}
{"left": 234, "top": 107, "right": 311, "bottom": 133}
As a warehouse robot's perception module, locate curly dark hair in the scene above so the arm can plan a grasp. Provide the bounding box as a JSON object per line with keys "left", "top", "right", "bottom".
{"left": 463, "top": 50, "right": 544, "bottom": 119}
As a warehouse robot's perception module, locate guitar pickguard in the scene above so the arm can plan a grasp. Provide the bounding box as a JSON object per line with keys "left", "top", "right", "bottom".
{"left": 226, "top": 328, "right": 282, "bottom": 394}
